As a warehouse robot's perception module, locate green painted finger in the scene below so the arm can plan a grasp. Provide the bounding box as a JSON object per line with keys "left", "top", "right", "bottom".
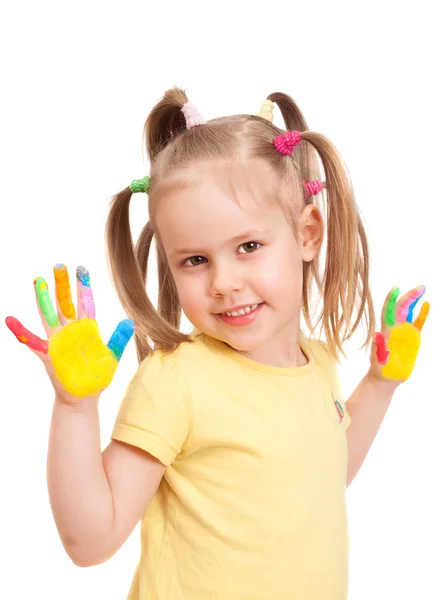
{"left": 384, "top": 287, "right": 400, "bottom": 327}
{"left": 34, "top": 276, "right": 60, "bottom": 327}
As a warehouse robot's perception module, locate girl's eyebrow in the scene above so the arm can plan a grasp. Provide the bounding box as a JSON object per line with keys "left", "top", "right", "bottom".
{"left": 170, "top": 229, "right": 269, "bottom": 257}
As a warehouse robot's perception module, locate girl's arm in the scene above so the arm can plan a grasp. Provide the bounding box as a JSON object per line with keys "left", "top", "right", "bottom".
{"left": 345, "top": 375, "right": 396, "bottom": 487}
{"left": 345, "top": 285, "right": 429, "bottom": 487}
{"left": 48, "top": 395, "right": 165, "bottom": 567}
{"left": 5, "top": 265, "right": 166, "bottom": 566}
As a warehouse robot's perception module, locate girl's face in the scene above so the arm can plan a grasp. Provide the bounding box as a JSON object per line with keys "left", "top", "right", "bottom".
{"left": 155, "top": 172, "right": 323, "bottom": 367}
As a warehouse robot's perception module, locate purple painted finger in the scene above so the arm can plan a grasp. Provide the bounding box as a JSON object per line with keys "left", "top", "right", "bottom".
{"left": 397, "top": 286, "right": 425, "bottom": 323}
{"left": 76, "top": 266, "right": 96, "bottom": 319}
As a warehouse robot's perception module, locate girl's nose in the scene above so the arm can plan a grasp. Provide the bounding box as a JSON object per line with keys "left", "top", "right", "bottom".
{"left": 209, "top": 265, "right": 243, "bottom": 297}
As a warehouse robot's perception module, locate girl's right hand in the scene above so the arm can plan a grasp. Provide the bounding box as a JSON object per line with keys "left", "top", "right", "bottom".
{"left": 5, "top": 264, "right": 135, "bottom": 405}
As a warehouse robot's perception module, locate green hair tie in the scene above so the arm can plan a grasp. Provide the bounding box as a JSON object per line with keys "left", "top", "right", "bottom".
{"left": 129, "top": 176, "right": 150, "bottom": 194}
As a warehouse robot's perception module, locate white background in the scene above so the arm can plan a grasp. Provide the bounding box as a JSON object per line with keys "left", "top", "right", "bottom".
{"left": 1, "top": 1, "right": 439, "bottom": 598}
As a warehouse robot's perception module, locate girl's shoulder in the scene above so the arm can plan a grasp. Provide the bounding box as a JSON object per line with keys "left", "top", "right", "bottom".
{"left": 135, "top": 328, "right": 214, "bottom": 380}
{"left": 300, "top": 334, "right": 338, "bottom": 372}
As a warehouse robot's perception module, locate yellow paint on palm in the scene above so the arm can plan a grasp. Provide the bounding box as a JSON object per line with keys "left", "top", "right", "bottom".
{"left": 49, "top": 318, "right": 118, "bottom": 397}
{"left": 381, "top": 322, "right": 421, "bottom": 380}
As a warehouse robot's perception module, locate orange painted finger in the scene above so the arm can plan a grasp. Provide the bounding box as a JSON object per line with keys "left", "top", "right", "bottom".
{"left": 54, "top": 264, "right": 76, "bottom": 321}
{"left": 414, "top": 301, "right": 430, "bottom": 331}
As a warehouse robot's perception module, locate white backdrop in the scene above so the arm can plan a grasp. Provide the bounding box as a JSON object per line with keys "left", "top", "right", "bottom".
{"left": 1, "top": 1, "right": 439, "bottom": 599}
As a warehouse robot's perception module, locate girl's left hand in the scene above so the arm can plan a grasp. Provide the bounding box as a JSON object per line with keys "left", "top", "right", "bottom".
{"left": 369, "top": 285, "right": 430, "bottom": 385}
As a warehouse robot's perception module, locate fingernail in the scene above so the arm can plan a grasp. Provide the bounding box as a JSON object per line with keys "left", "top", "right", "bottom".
{"left": 76, "top": 266, "right": 91, "bottom": 287}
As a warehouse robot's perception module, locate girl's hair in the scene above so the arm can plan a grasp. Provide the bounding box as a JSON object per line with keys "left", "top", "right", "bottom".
{"left": 105, "top": 87, "right": 375, "bottom": 364}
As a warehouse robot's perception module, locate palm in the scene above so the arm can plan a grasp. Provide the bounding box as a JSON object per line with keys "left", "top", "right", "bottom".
{"left": 371, "top": 285, "right": 429, "bottom": 382}
{"left": 6, "top": 264, "right": 134, "bottom": 401}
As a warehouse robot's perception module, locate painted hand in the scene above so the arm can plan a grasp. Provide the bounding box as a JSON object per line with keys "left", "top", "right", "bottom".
{"left": 5, "top": 264, "right": 135, "bottom": 401}
{"left": 370, "top": 285, "right": 430, "bottom": 383}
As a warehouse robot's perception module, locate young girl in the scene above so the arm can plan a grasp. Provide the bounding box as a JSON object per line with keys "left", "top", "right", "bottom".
{"left": 5, "top": 88, "right": 429, "bottom": 600}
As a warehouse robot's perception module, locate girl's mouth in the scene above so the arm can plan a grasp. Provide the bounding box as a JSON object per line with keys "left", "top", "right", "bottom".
{"left": 216, "top": 303, "right": 264, "bottom": 326}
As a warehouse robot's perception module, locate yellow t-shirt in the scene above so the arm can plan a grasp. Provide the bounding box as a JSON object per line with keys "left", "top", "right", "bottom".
{"left": 111, "top": 330, "right": 351, "bottom": 600}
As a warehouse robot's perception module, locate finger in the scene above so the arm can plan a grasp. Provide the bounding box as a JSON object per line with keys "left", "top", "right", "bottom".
{"left": 382, "top": 287, "right": 400, "bottom": 328}
{"left": 34, "top": 276, "right": 60, "bottom": 336}
{"left": 5, "top": 316, "right": 49, "bottom": 355}
{"left": 405, "top": 286, "right": 426, "bottom": 323}
{"left": 76, "top": 266, "right": 96, "bottom": 320}
{"left": 107, "top": 319, "right": 135, "bottom": 360}
{"left": 395, "top": 285, "right": 425, "bottom": 324}
{"left": 53, "top": 264, "right": 76, "bottom": 325}
{"left": 414, "top": 301, "right": 430, "bottom": 331}
{"left": 374, "top": 332, "right": 389, "bottom": 364}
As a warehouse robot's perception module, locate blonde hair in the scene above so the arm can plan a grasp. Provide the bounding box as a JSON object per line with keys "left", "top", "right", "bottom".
{"left": 105, "top": 87, "right": 375, "bottom": 364}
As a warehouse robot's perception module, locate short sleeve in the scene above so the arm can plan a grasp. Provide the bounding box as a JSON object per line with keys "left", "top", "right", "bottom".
{"left": 111, "top": 351, "right": 192, "bottom": 466}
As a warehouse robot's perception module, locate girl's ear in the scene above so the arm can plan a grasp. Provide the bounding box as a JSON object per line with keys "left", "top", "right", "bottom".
{"left": 299, "top": 204, "right": 324, "bottom": 262}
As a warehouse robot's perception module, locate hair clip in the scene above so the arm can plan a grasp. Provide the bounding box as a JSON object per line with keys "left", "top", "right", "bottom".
{"left": 181, "top": 101, "right": 207, "bottom": 129}
{"left": 257, "top": 99, "right": 274, "bottom": 122}
{"left": 303, "top": 179, "right": 323, "bottom": 199}
{"left": 129, "top": 176, "right": 150, "bottom": 194}
{"left": 273, "top": 130, "right": 302, "bottom": 155}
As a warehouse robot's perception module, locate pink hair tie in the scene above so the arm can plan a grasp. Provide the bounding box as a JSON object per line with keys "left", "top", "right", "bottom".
{"left": 273, "top": 130, "right": 302, "bottom": 155}
{"left": 303, "top": 179, "right": 323, "bottom": 198}
{"left": 182, "top": 101, "right": 206, "bottom": 129}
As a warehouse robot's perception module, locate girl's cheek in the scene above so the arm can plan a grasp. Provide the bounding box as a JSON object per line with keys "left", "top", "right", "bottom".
{"left": 176, "top": 279, "right": 206, "bottom": 312}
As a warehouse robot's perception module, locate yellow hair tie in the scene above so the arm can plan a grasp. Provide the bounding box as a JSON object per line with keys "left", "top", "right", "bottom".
{"left": 257, "top": 99, "right": 274, "bottom": 122}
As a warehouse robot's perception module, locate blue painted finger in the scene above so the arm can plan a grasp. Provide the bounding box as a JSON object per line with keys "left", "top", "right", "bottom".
{"left": 107, "top": 319, "right": 135, "bottom": 360}
{"left": 406, "top": 286, "right": 426, "bottom": 323}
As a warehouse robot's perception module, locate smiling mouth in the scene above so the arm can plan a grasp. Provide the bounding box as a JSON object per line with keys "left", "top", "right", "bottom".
{"left": 218, "top": 303, "right": 262, "bottom": 317}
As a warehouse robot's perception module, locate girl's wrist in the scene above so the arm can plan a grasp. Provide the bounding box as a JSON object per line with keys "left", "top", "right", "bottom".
{"left": 365, "top": 368, "right": 401, "bottom": 392}
{"left": 54, "top": 393, "right": 100, "bottom": 413}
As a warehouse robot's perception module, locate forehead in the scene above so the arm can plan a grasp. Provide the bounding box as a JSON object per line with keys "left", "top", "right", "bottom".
{"left": 154, "top": 167, "right": 289, "bottom": 253}
{"left": 154, "top": 162, "right": 298, "bottom": 253}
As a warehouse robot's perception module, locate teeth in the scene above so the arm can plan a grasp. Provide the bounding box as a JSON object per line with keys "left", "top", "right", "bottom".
{"left": 222, "top": 304, "right": 259, "bottom": 317}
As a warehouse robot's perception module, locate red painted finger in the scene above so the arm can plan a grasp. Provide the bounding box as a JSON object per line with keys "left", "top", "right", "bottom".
{"left": 5, "top": 316, "right": 49, "bottom": 354}
{"left": 375, "top": 332, "right": 389, "bottom": 365}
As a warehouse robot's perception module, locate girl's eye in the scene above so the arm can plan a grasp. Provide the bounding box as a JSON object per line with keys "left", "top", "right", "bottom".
{"left": 238, "top": 241, "right": 261, "bottom": 254}
{"left": 181, "top": 242, "right": 261, "bottom": 268}
{"left": 182, "top": 256, "right": 207, "bottom": 267}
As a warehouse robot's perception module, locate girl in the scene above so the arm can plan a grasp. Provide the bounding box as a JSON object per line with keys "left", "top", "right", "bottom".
{"left": 5, "top": 88, "right": 429, "bottom": 600}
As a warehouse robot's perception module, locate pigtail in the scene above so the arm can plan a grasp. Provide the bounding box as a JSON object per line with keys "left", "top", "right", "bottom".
{"left": 105, "top": 88, "right": 200, "bottom": 363}
{"left": 266, "top": 93, "right": 325, "bottom": 334}
{"left": 299, "top": 131, "right": 375, "bottom": 360}
{"left": 145, "top": 87, "right": 189, "bottom": 160}
{"left": 105, "top": 188, "right": 187, "bottom": 364}
{"left": 267, "top": 93, "right": 321, "bottom": 185}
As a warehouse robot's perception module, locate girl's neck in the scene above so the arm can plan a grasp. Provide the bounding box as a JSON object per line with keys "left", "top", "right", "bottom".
{"left": 236, "top": 337, "right": 308, "bottom": 369}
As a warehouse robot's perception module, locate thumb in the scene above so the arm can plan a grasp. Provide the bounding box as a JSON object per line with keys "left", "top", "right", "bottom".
{"left": 374, "top": 331, "right": 389, "bottom": 365}
{"left": 107, "top": 319, "right": 135, "bottom": 361}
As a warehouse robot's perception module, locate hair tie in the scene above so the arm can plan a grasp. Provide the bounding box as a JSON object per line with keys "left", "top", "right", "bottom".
{"left": 129, "top": 176, "right": 150, "bottom": 194}
{"left": 182, "top": 101, "right": 206, "bottom": 129}
{"left": 303, "top": 179, "right": 323, "bottom": 198}
{"left": 274, "top": 130, "right": 302, "bottom": 155}
{"left": 257, "top": 99, "right": 274, "bottom": 122}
